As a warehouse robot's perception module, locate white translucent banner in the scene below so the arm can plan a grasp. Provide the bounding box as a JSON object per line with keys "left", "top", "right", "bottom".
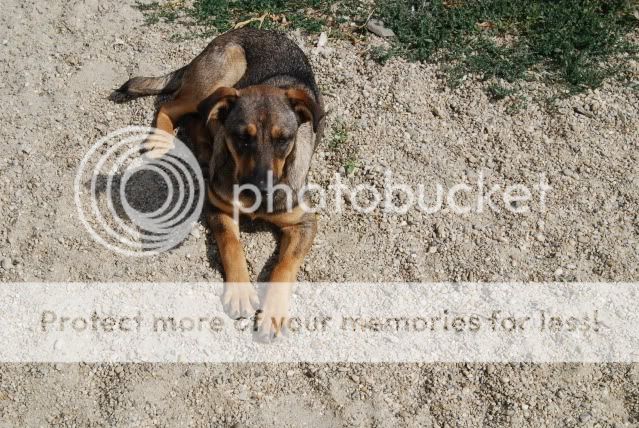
{"left": 0, "top": 282, "right": 636, "bottom": 362}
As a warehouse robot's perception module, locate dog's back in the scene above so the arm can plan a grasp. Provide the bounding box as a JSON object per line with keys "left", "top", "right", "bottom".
{"left": 215, "top": 28, "right": 320, "bottom": 99}
{"left": 115, "top": 28, "right": 321, "bottom": 106}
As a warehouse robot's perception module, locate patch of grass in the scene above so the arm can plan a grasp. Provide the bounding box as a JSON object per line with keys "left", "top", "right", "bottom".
{"left": 344, "top": 158, "right": 358, "bottom": 175}
{"left": 377, "top": 0, "right": 638, "bottom": 93}
{"left": 504, "top": 95, "right": 528, "bottom": 115}
{"left": 136, "top": 0, "right": 184, "bottom": 24}
{"left": 369, "top": 45, "right": 408, "bottom": 65}
{"left": 486, "top": 82, "right": 515, "bottom": 101}
{"left": 137, "top": 0, "right": 638, "bottom": 95}
{"left": 137, "top": 0, "right": 369, "bottom": 35}
{"left": 329, "top": 120, "right": 349, "bottom": 149}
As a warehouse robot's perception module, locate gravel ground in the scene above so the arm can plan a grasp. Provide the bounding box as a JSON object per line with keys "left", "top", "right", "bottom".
{"left": 1, "top": 0, "right": 639, "bottom": 426}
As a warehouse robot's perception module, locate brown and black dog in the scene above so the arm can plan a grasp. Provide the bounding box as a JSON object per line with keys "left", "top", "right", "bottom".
{"left": 114, "top": 27, "right": 325, "bottom": 338}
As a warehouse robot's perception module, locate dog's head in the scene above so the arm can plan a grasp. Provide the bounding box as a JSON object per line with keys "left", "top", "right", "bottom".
{"left": 198, "top": 85, "right": 322, "bottom": 192}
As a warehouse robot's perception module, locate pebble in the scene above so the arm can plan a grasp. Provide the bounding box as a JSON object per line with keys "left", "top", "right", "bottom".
{"left": 579, "top": 412, "right": 592, "bottom": 423}
{"left": 317, "top": 32, "right": 328, "bottom": 48}
{"left": 366, "top": 19, "right": 395, "bottom": 37}
{"left": 1, "top": 257, "right": 11, "bottom": 269}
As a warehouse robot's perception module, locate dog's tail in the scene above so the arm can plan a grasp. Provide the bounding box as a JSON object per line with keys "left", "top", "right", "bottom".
{"left": 111, "top": 67, "right": 186, "bottom": 101}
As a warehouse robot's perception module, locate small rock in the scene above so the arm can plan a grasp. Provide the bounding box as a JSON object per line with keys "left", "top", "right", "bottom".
{"left": 317, "top": 32, "right": 328, "bottom": 48}
{"left": 366, "top": 19, "right": 395, "bottom": 38}
{"left": 579, "top": 412, "right": 591, "bottom": 423}
{"left": 573, "top": 106, "right": 593, "bottom": 118}
{"left": 0, "top": 257, "right": 11, "bottom": 270}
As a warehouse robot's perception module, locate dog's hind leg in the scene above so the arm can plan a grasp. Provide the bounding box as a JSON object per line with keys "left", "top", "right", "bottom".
{"left": 142, "top": 43, "right": 247, "bottom": 158}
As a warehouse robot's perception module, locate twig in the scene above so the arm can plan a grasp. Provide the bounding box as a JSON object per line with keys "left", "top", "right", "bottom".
{"left": 357, "top": 8, "right": 376, "bottom": 30}
{"left": 233, "top": 13, "right": 269, "bottom": 29}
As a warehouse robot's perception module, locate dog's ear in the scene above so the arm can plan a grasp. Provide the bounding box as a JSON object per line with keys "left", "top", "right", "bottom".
{"left": 286, "top": 89, "right": 323, "bottom": 132}
{"left": 198, "top": 87, "right": 240, "bottom": 126}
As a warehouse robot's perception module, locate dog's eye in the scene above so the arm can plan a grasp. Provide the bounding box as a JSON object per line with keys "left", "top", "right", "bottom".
{"left": 234, "top": 133, "right": 254, "bottom": 150}
{"left": 275, "top": 137, "right": 289, "bottom": 147}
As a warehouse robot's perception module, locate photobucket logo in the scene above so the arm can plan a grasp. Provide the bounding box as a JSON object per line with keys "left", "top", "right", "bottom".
{"left": 74, "top": 127, "right": 205, "bottom": 256}
{"left": 232, "top": 170, "right": 551, "bottom": 220}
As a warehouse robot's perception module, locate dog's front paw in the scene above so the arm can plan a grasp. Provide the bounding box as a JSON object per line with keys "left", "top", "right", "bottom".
{"left": 256, "top": 287, "right": 291, "bottom": 342}
{"left": 222, "top": 283, "right": 258, "bottom": 319}
{"left": 141, "top": 133, "right": 175, "bottom": 159}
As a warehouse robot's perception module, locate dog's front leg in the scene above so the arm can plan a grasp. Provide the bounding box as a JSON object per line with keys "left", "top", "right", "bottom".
{"left": 208, "top": 210, "right": 258, "bottom": 318}
{"left": 143, "top": 98, "right": 197, "bottom": 158}
{"left": 258, "top": 210, "right": 317, "bottom": 338}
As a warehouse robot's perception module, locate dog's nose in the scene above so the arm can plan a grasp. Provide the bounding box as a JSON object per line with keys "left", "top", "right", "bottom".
{"left": 255, "top": 178, "right": 268, "bottom": 192}
{"left": 245, "top": 169, "right": 272, "bottom": 193}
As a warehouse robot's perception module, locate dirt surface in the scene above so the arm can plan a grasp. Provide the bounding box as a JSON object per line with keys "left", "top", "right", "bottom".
{"left": 1, "top": 0, "right": 639, "bottom": 426}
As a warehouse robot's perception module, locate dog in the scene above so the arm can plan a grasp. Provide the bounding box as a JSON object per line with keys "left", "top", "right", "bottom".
{"left": 113, "top": 27, "right": 325, "bottom": 338}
